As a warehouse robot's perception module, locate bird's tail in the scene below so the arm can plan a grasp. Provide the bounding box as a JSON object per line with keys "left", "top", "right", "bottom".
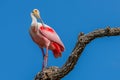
{"left": 52, "top": 42, "right": 63, "bottom": 58}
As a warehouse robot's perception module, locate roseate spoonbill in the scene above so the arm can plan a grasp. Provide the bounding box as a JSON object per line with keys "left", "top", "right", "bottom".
{"left": 29, "top": 9, "right": 65, "bottom": 70}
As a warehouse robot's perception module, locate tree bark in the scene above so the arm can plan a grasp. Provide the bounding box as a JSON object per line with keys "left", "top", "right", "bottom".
{"left": 34, "top": 27, "right": 120, "bottom": 80}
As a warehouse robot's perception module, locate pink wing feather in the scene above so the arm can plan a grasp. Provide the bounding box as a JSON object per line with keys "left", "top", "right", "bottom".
{"left": 39, "top": 24, "right": 65, "bottom": 50}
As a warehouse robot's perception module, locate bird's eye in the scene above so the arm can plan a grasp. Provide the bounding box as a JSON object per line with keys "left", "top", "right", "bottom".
{"left": 35, "top": 10, "right": 37, "bottom": 12}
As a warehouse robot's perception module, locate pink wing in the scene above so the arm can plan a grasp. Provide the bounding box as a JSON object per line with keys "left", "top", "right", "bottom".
{"left": 39, "top": 24, "right": 65, "bottom": 50}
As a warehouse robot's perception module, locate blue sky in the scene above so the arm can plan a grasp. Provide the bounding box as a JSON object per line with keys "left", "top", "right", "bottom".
{"left": 0, "top": 0, "right": 120, "bottom": 80}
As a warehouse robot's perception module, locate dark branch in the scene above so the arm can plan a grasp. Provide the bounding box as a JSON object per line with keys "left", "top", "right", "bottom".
{"left": 35, "top": 27, "right": 120, "bottom": 80}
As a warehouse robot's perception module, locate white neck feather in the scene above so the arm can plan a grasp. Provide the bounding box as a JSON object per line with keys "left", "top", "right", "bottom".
{"left": 30, "top": 13, "right": 37, "bottom": 25}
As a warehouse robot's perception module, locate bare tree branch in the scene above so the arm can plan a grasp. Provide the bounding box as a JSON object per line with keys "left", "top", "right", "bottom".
{"left": 35, "top": 27, "right": 120, "bottom": 80}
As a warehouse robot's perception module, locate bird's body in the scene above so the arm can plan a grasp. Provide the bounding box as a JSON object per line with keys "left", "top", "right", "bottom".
{"left": 29, "top": 9, "right": 65, "bottom": 70}
{"left": 29, "top": 23, "right": 64, "bottom": 57}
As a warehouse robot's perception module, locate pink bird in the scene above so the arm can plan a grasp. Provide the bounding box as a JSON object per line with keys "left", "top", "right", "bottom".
{"left": 29, "top": 9, "right": 65, "bottom": 70}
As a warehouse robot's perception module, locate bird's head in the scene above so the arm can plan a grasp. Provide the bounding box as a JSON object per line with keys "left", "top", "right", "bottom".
{"left": 31, "top": 9, "right": 45, "bottom": 26}
{"left": 32, "top": 9, "right": 40, "bottom": 19}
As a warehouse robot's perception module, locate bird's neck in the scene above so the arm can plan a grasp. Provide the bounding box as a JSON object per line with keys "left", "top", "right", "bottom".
{"left": 30, "top": 13, "right": 45, "bottom": 29}
{"left": 31, "top": 13, "right": 37, "bottom": 25}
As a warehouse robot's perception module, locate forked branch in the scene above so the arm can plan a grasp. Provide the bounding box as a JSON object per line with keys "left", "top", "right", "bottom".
{"left": 35, "top": 27, "right": 120, "bottom": 80}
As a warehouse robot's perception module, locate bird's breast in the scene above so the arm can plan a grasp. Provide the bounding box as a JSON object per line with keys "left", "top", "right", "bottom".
{"left": 29, "top": 26, "right": 46, "bottom": 47}
{"left": 29, "top": 25, "right": 57, "bottom": 50}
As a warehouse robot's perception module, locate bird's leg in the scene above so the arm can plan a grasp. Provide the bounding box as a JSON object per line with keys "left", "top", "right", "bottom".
{"left": 44, "top": 46, "right": 48, "bottom": 68}
{"left": 40, "top": 48, "right": 45, "bottom": 70}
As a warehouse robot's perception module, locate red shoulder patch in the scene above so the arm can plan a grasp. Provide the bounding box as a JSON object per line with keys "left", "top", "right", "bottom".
{"left": 40, "top": 26, "right": 54, "bottom": 33}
